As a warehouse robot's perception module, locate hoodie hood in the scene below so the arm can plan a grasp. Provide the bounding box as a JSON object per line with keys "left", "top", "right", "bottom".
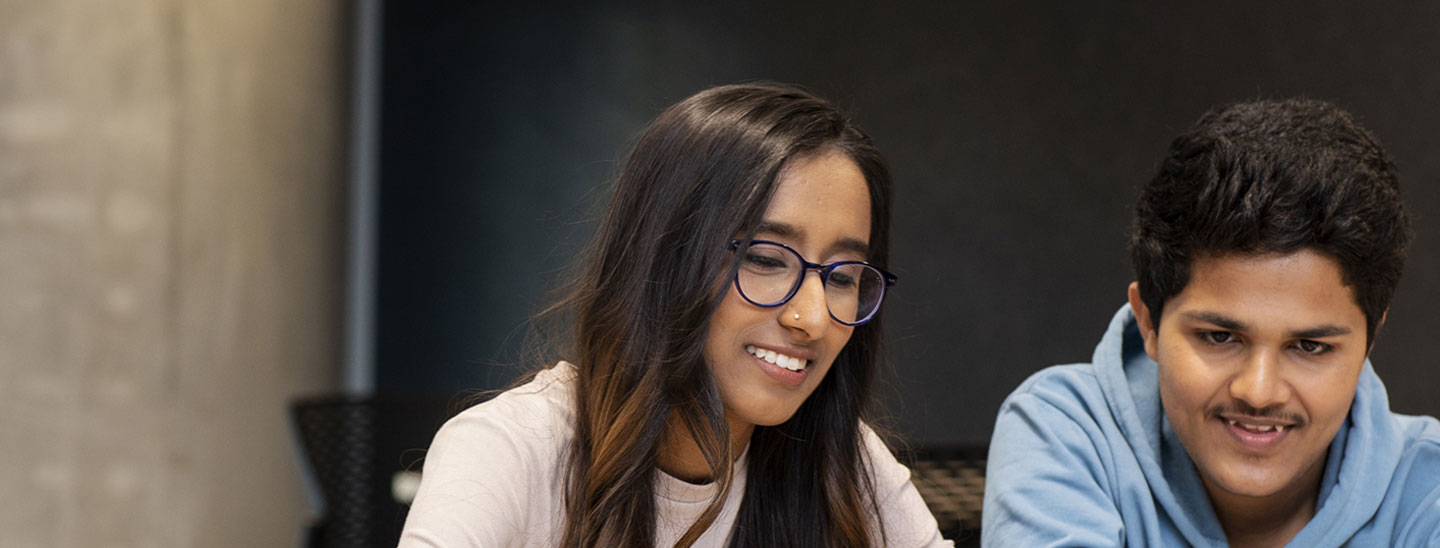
{"left": 1090, "top": 304, "right": 1402, "bottom": 546}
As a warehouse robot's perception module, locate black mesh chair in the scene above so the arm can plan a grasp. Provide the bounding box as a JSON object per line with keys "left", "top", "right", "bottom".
{"left": 293, "top": 395, "right": 987, "bottom": 548}
{"left": 290, "top": 394, "right": 456, "bottom": 548}
{"left": 907, "top": 444, "right": 989, "bottom": 548}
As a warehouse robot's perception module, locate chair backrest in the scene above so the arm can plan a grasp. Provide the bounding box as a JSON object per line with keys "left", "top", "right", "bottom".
{"left": 905, "top": 444, "right": 989, "bottom": 547}
{"left": 291, "top": 394, "right": 456, "bottom": 548}
{"left": 293, "top": 397, "right": 985, "bottom": 547}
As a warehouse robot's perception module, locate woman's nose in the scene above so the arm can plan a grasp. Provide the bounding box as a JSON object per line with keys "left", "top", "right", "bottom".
{"left": 779, "top": 271, "right": 830, "bottom": 340}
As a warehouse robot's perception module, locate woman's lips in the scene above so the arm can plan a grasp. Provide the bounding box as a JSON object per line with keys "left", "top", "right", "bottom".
{"left": 746, "top": 344, "right": 809, "bottom": 386}
{"left": 746, "top": 344, "right": 808, "bottom": 371}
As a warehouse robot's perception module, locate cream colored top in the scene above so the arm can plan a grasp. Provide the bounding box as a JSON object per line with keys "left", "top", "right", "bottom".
{"left": 398, "top": 362, "right": 953, "bottom": 547}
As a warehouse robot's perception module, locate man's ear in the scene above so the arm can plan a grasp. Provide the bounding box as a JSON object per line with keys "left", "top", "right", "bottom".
{"left": 1128, "top": 282, "right": 1160, "bottom": 360}
{"left": 1368, "top": 309, "right": 1388, "bottom": 355}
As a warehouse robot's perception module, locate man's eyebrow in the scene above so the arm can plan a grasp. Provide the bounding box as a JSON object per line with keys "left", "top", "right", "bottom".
{"left": 1180, "top": 310, "right": 1248, "bottom": 331}
{"left": 754, "top": 221, "right": 871, "bottom": 257}
{"left": 1291, "top": 325, "right": 1352, "bottom": 339}
{"left": 1180, "top": 310, "right": 1353, "bottom": 339}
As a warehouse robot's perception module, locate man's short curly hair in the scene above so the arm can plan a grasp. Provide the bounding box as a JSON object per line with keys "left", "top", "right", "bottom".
{"left": 1130, "top": 98, "right": 1412, "bottom": 344}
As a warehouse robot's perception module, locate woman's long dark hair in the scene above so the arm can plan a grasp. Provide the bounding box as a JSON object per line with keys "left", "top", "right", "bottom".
{"left": 540, "top": 83, "right": 894, "bottom": 547}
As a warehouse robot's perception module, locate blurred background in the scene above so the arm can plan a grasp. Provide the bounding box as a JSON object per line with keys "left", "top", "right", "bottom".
{"left": 3, "top": 1, "right": 1439, "bottom": 546}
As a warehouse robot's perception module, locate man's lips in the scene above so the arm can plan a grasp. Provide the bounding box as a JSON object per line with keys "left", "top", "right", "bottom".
{"left": 1218, "top": 414, "right": 1299, "bottom": 451}
{"left": 1220, "top": 414, "right": 1297, "bottom": 433}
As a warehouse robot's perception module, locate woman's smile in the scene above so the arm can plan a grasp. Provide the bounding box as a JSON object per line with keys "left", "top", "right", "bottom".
{"left": 703, "top": 149, "right": 870, "bottom": 429}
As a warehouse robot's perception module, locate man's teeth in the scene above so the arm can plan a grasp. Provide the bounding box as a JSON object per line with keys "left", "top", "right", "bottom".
{"left": 1227, "top": 419, "right": 1288, "bottom": 434}
{"left": 745, "top": 345, "right": 808, "bottom": 372}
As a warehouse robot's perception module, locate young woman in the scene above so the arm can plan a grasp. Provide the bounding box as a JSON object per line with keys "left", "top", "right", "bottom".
{"left": 400, "top": 83, "right": 950, "bottom": 547}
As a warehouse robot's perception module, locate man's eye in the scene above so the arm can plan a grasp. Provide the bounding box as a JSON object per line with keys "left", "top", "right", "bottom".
{"left": 1199, "top": 331, "right": 1234, "bottom": 346}
{"left": 1295, "top": 340, "right": 1332, "bottom": 355}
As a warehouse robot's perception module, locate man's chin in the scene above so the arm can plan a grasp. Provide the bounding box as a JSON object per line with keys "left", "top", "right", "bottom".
{"left": 1200, "top": 461, "right": 1295, "bottom": 499}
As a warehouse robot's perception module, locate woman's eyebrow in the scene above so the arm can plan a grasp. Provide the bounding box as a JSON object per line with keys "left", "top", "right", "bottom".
{"left": 832, "top": 237, "right": 870, "bottom": 257}
{"left": 755, "top": 221, "right": 870, "bottom": 258}
{"left": 754, "top": 220, "right": 798, "bottom": 239}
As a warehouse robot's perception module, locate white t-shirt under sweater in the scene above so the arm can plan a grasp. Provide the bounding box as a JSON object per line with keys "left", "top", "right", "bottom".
{"left": 399, "top": 362, "right": 953, "bottom": 547}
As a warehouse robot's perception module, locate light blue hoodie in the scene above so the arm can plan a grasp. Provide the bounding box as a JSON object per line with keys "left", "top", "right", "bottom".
{"left": 982, "top": 305, "right": 1440, "bottom": 547}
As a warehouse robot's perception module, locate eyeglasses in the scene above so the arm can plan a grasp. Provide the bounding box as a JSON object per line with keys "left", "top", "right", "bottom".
{"left": 727, "top": 239, "right": 897, "bottom": 326}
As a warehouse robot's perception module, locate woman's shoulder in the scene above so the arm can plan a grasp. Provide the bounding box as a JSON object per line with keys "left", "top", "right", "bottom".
{"left": 400, "top": 363, "right": 579, "bottom": 546}
{"left": 856, "top": 422, "right": 956, "bottom": 547}
{"left": 460, "top": 361, "right": 577, "bottom": 420}
{"left": 852, "top": 422, "right": 924, "bottom": 500}
{"left": 436, "top": 361, "right": 579, "bottom": 452}
{"left": 857, "top": 422, "right": 909, "bottom": 485}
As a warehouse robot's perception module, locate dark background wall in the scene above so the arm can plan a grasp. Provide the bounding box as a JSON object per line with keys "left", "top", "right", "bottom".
{"left": 377, "top": 3, "right": 1440, "bottom": 446}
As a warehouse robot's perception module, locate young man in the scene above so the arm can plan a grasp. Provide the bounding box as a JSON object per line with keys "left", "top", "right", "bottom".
{"left": 983, "top": 99, "right": 1440, "bottom": 547}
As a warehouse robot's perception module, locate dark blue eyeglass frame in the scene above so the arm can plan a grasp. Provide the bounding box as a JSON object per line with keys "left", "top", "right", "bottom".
{"left": 726, "top": 239, "right": 898, "bottom": 326}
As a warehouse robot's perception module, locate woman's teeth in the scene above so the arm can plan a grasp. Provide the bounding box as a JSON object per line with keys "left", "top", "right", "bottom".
{"left": 745, "top": 345, "right": 807, "bottom": 372}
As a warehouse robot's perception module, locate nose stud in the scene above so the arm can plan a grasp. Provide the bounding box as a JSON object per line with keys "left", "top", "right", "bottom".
{"left": 793, "top": 313, "right": 801, "bottom": 320}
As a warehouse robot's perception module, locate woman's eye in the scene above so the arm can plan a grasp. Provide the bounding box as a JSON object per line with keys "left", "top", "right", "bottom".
{"left": 744, "top": 253, "right": 788, "bottom": 271}
{"left": 1199, "top": 331, "right": 1234, "bottom": 346}
{"left": 826, "top": 271, "right": 857, "bottom": 289}
{"left": 1295, "top": 340, "right": 1332, "bottom": 355}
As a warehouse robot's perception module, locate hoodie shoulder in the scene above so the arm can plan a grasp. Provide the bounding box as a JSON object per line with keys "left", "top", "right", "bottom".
{"left": 1005, "top": 363, "right": 1112, "bottom": 420}
{"left": 985, "top": 362, "right": 1130, "bottom": 547}
{"left": 1390, "top": 414, "right": 1440, "bottom": 546}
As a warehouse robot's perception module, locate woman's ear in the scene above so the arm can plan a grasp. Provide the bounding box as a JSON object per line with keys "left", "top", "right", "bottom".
{"left": 1127, "top": 282, "right": 1160, "bottom": 361}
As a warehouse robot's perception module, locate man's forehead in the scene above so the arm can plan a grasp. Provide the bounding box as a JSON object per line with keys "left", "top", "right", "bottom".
{"left": 1166, "top": 250, "right": 1368, "bottom": 332}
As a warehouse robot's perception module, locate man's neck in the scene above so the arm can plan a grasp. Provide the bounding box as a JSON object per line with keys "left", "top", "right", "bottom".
{"left": 1201, "top": 453, "right": 1326, "bottom": 548}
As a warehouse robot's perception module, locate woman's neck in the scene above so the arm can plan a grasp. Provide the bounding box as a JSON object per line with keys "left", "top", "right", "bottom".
{"left": 657, "top": 412, "right": 753, "bottom": 484}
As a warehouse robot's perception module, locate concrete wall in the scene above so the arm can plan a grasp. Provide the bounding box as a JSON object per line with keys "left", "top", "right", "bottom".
{"left": 0, "top": 1, "right": 348, "bottom": 546}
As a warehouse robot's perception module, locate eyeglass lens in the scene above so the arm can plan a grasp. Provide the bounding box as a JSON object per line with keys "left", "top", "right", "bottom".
{"left": 735, "top": 242, "right": 886, "bottom": 324}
